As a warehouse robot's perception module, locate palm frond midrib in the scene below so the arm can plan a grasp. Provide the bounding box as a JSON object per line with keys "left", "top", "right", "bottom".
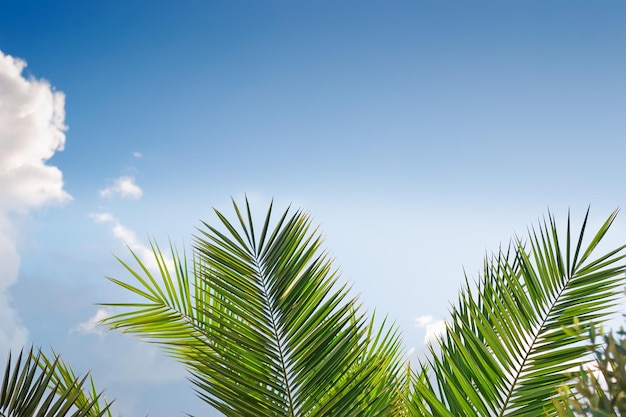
{"left": 253, "top": 257, "right": 297, "bottom": 417}
{"left": 417, "top": 212, "right": 626, "bottom": 417}
{"left": 496, "top": 268, "right": 572, "bottom": 417}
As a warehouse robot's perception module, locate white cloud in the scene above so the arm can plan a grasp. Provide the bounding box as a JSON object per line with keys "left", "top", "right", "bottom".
{"left": 99, "top": 176, "right": 143, "bottom": 199}
{"left": 72, "top": 308, "right": 110, "bottom": 336}
{"left": 132, "top": 151, "right": 142, "bottom": 158}
{"left": 90, "top": 212, "right": 114, "bottom": 223}
{"left": 0, "top": 50, "right": 71, "bottom": 354}
{"left": 90, "top": 212, "right": 171, "bottom": 272}
{"left": 415, "top": 315, "right": 447, "bottom": 344}
{"left": 0, "top": 51, "right": 71, "bottom": 211}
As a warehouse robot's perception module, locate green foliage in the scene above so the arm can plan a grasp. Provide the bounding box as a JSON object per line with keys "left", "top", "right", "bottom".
{"left": 4, "top": 200, "right": 626, "bottom": 416}
{"left": 554, "top": 326, "right": 626, "bottom": 416}
{"left": 411, "top": 209, "right": 626, "bottom": 417}
{"left": 102, "top": 199, "right": 405, "bottom": 416}
{"left": 0, "top": 346, "right": 111, "bottom": 417}
{"left": 103, "top": 201, "right": 626, "bottom": 416}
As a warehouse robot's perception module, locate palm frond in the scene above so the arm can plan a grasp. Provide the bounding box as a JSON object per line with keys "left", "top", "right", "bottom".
{"left": 102, "top": 198, "right": 403, "bottom": 416}
{"left": 0, "top": 346, "right": 111, "bottom": 417}
{"left": 411, "top": 209, "right": 626, "bottom": 416}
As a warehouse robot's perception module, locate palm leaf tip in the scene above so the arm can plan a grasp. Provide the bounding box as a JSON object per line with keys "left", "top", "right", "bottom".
{"left": 413, "top": 209, "right": 626, "bottom": 417}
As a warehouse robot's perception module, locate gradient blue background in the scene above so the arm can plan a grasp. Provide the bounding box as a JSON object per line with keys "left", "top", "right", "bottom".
{"left": 2, "top": 1, "right": 626, "bottom": 415}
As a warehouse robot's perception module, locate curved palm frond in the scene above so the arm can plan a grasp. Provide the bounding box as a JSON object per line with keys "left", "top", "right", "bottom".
{"left": 411, "top": 209, "right": 626, "bottom": 416}
{"left": 102, "top": 198, "right": 404, "bottom": 416}
{"left": 0, "top": 346, "right": 111, "bottom": 417}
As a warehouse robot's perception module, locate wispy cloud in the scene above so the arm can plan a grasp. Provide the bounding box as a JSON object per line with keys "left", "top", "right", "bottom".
{"left": 99, "top": 176, "right": 143, "bottom": 199}
{"left": 90, "top": 211, "right": 171, "bottom": 271}
{"left": 0, "top": 50, "right": 71, "bottom": 353}
{"left": 132, "top": 151, "right": 142, "bottom": 158}
{"left": 415, "top": 314, "right": 447, "bottom": 344}
{"left": 72, "top": 308, "right": 110, "bottom": 336}
{"left": 90, "top": 211, "right": 152, "bottom": 261}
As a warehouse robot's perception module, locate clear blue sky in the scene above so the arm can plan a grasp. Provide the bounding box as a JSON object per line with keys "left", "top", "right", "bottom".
{"left": 1, "top": 1, "right": 626, "bottom": 416}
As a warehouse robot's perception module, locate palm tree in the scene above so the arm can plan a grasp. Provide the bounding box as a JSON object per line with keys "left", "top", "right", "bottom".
{"left": 102, "top": 199, "right": 626, "bottom": 416}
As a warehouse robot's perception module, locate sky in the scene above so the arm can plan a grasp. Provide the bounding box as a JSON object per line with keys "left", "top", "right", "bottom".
{"left": 1, "top": 1, "right": 626, "bottom": 416}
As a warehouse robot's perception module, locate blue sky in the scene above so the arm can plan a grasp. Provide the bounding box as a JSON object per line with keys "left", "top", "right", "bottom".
{"left": 2, "top": 1, "right": 626, "bottom": 416}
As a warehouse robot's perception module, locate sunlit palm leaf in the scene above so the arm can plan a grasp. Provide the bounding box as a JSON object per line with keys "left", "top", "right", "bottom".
{"left": 0, "top": 347, "right": 111, "bottom": 417}
{"left": 103, "top": 198, "right": 403, "bottom": 416}
{"left": 411, "top": 209, "right": 626, "bottom": 416}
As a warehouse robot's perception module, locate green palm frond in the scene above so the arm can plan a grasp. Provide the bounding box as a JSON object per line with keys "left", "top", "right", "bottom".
{"left": 411, "top": 209, "right": 626, "bottom": 417}
{"left": 0, "top": 346, "right": 111, "bottom": 417}
{"left": 315, "top": 313, "right": 406, "bottom": 416}
{"left": 102, "top": 198, "right": 403, "bottom": 416}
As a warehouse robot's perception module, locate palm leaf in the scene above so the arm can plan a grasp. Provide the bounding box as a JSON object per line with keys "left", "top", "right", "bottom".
{"left": 0, "top": 346, "right": 111, "bottom": 417}
{"left": 102, "top": 198, "right": 403, "bottom": 416}
{"left": 411, "top": 209, "right": 626, "bottom": 416}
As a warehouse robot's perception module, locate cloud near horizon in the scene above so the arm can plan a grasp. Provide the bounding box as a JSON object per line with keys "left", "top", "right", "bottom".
{"left": 99, "top": 176, "right": 143, "bottom": 199}
{"left": 0, "top": 50, "right": 71, "bottom": 354}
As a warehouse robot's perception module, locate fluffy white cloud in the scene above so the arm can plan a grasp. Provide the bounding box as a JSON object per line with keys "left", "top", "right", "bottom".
{"left": 0, "top": 52, "right": 71, "bottom": 212}
{"left": 0, "top": 50, "right": 71, "bottom": 354}
{"left": 132, "top": 151, "right": 142, "bottom": 158}
{"left": 72, "top": 308, "right": 110, "bottom": 336}
{"left": 99, "top": 176, "right": 143, "bottom": 199}
{"left": 415, "top": 314, "right": 447, "bottom": 344}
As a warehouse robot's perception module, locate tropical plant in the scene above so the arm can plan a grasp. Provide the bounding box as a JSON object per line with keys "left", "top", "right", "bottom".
{"left": 102, "top": 200, "right": 626, "bottom": 417}
{"left": 4, "top": 200, "right": 626, "bottom": 416}
{"left": 409, "top": 209, "right": 626, "bottom": 416}
{"left": 0, "top": 346, "right": 111, "bottom": 417}
{"left": 553, "top": 325, "right": 626, "bottom": 416}
{"left": 102, "top": 200, "right": 406, "bottom": 416}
